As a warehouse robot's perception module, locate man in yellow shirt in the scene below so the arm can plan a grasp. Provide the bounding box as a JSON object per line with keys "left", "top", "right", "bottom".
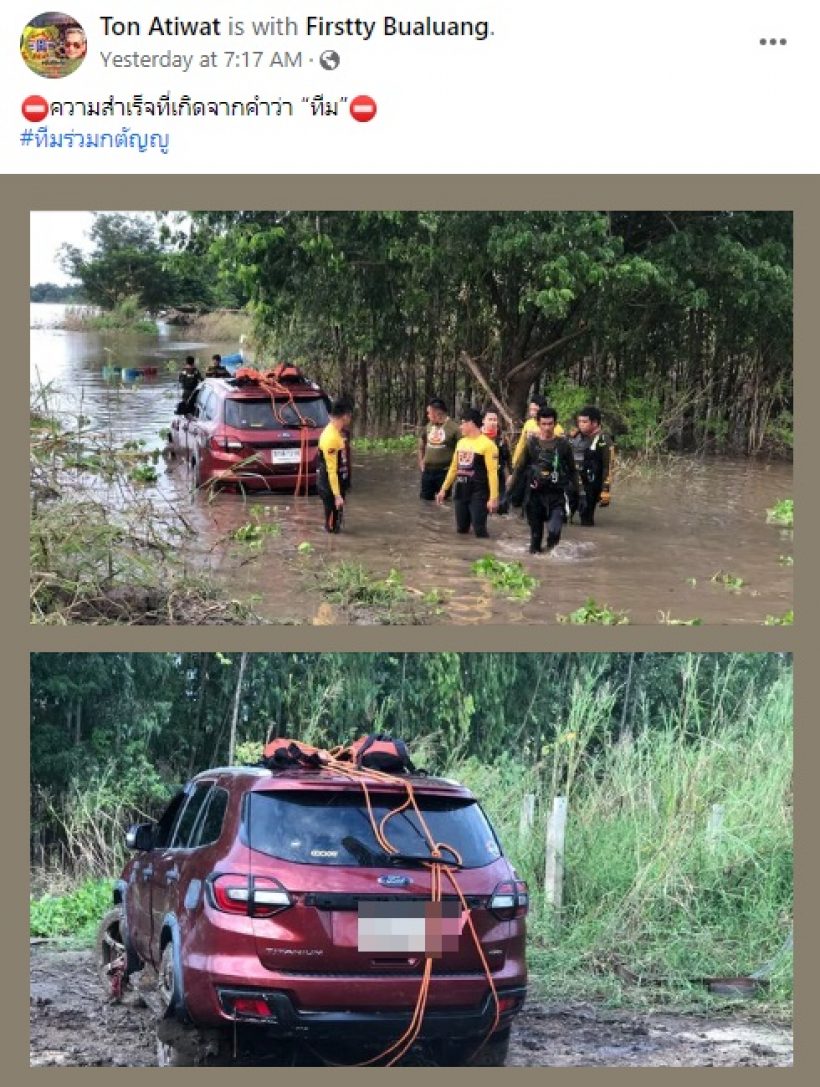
{"left": 317, "top": 398, "right": 353, "bottom": 533}
{"left": 435, "top": 409, "right": 499, "bottom": 538}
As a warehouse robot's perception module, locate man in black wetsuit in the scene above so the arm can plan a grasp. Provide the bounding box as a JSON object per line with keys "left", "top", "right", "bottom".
{"left": 567, "top": 405, "right": 614, "bottom": 526}
{"left": 205, "top": 353, "right": 231, "bottom": 378}
{"left": 508, "top": 406, "right": 579, "bottom": 553}
{"left": 177, "top": 356, "right": 203, "bottom": 414}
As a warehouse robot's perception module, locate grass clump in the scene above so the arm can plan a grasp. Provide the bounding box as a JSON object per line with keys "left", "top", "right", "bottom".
{"left": 30, "top": 878, "right": 114, "bottom": 939}
{"left": 317, "top": 562, "right": 437, "bottom": 624}
{"left": 557, "top": 598, "right": 630, "bottom": 624}
{"left": 61, "top": 296, "right": 156, "bottom": 334}
{"left": 764, "top": 610, "right": 794, "bottom": 626}
{"left": 766, "top": 498, "right": 794, "bottom": 529}
{"left": 472, "top": 556, "right": 538, "bottom": 601}
{"left": 231, "top": 507, "right": 282, "bottom": 549}
{"left": 711, "top": 570, "right": 745, "bottom": 592}
{"left": 353, "top": 434, "right": 417, "bottom": 453}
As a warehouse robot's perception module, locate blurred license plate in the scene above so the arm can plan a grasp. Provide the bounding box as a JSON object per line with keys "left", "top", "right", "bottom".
{"left": 357, "top": 901, "right": 462, "bottom": 956}
{"left": 270, "top": 448, "right": 300, "bottom": 464}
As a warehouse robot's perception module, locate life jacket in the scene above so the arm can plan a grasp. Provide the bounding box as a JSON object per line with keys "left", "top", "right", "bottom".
{"left": 260, "top": 738, "right": 325, "bottom": 770}
{"left": 269, "top": 363, "right": 307, "bottom": 384}
{"left": 570, "top": 431, "right": 608, "bottom": 484}
{"left": 527, "top": 436, "right": 571, "bottom": 492}
{"left": 340, "top": 734, "right": 417, "bottom": 774}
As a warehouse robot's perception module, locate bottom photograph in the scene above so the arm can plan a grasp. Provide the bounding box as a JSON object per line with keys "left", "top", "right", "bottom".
{"left": 29, "top": 652, "right": 793, "bottom": 1067}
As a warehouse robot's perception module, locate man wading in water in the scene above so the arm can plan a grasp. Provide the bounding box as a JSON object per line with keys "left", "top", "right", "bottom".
{"left": 508, "top": 406, "right": 578, "bottom": 553}
{"left": 317, "top": 398, "right": 354, "bottom": 533}
{"left": 435, "top": 408, "right": 499, "bottom": 537}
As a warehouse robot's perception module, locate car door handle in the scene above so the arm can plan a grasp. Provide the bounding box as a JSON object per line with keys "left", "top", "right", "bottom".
{"left": 165, "top": 866, "right": 180, "bottom": 885}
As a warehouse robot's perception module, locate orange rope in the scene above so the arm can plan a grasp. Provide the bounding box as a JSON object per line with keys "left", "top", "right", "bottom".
{"left": 269, "top": 741, "right": 502, "bottom": 1066}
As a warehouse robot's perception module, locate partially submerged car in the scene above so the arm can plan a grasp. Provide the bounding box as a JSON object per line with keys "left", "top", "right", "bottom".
{"left": 103, "top": 764, "right": 528, "bottom": 1066}
{"left": 169, "top": 366, "right": 340, "bottom": 492}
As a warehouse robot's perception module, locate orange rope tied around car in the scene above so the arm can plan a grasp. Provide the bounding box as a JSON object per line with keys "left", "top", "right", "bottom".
{"left": 234, "top": 365, "right": 312, "bottom": 496}
{"left": 299, "top": 746, "right": 500, "bottom": 1066}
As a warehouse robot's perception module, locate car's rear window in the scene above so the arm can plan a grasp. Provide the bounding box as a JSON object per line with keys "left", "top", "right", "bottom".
{"left": 244, "top": 790, "right": 502, "bottom": 869}
{"left": 224, "top": 397, "right": 329, "bottom": 430}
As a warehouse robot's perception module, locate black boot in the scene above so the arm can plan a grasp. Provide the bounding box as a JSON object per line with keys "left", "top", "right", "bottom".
{"left": 546, "top": 532, "right": 560, "bottom": 551}
{"left": 529, "top": 532, "right": 543, "bottom": 554}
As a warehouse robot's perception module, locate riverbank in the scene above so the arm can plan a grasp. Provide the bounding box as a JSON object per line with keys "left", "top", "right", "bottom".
{"left": 30, "top": 412, "right": 266, "bottom": 625}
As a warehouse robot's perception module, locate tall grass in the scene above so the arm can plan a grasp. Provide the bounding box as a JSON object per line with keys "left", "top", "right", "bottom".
{"left": 452, "top": 671, "right": 793, "bottom": 1004}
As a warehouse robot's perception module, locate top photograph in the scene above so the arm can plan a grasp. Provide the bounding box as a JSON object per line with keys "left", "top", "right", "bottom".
{"left": 29, "top": 210, "right": 793, "bottom": 626}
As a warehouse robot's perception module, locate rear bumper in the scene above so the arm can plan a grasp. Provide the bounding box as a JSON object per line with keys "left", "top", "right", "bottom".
{"left": 213, "top": 985, "right": 527, "bottom": 1041}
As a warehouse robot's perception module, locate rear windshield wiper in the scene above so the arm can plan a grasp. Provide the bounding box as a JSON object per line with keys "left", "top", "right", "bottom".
{"left": 342, "top": 836, "right": 462, "bottom": 869}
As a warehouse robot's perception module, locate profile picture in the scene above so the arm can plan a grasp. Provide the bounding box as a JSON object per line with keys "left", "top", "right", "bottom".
{"left": 21, "top": 11, "right": 87, "bottom": 78}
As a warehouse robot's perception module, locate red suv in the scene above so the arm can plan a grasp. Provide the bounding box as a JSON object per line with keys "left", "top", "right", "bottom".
{"left": 110, "top": 766, "right": 527, "bottom": 1066}
{"left": 169, "top": 373, "right": 336, "bottom": 491}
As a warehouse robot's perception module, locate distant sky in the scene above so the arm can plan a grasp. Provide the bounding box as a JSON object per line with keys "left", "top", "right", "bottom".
{"left": 30, "top": 212, "right": 96, "bottom": 286}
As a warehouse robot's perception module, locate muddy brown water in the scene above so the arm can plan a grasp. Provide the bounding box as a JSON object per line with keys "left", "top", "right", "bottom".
{"left": 29, "top": 947, "right": 792, "bottom": 1067}
{"left": 32, "top": 309, "right": 794, "bottom": 624}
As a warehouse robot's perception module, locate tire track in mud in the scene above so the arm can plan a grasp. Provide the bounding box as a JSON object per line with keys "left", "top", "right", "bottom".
{"left": 30, "top": 947, "right": 792, "bottom": 1067}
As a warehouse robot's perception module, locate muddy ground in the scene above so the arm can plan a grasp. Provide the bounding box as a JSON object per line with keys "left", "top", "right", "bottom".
{"left": 30, "top": 946, "right": 792, "bottom": 1067}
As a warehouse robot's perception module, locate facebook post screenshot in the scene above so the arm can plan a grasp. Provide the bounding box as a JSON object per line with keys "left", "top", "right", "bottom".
{"left": 19, "top": 0, "right": 802, "bottom": 1072}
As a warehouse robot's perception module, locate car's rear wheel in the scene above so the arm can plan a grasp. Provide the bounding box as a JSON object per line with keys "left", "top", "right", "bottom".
{"left": 155, "top": 944, "right": 231, "bottom": 1065}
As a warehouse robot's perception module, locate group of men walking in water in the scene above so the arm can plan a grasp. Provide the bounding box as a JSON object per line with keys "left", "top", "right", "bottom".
{"left": 316, "top": 394, "right": 613, "bottom": 552}
{"left": 420, "top": 396, "right": 613, "bottom": 552}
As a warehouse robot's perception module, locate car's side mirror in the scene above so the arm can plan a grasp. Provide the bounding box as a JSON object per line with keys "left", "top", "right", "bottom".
{"left": 125, "top": 822, "right": 155, "bottom": 851}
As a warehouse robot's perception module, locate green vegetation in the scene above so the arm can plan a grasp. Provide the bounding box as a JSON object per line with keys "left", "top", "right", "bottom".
{"left": 352, "top": 435, "right": 417, "bottom": 453}
{"left": 767, "top": 498, "right": 794, "bottom": 529}
{"left": 30, "top": 653, "right": 792, "bottom": 1005}
{"left": 472, "top": 556, "right": 538, "bottom": 601}
{"left": 764, "top": 611, "right": 794, "bottom": 626}
{"left": 557, "top": 598, "right": 630, "bottom": 624}
{"left": 778, "top": 555, "right": 794, "bottom": 567}
{"left": 189, "top": 210, "right": 791, "bottom": 455}
{"left": 129, "top": 464, "right": 158, "bottom": 485}
{"left": 59, "top": 212, "right": 246, "bottom": 313}
{"left": 231, "top": 508, "right": 282, "bottom": 548}
{"left": 30, "top": 879, "right": 114, "bottom": 939}
{"left": 711, "top": 571, "right": 746, "bottom": 592}
{"left": 60, "top": 296, "right": 156, "bottom": 334}
{"left": 316, "top": 562, "right": 437, "bottom": 623}
{"left": 30, "top": 408, "right": 263, "bottom": 625}
{"left": 30, "top": 281, "right": 87, "bottom": 304}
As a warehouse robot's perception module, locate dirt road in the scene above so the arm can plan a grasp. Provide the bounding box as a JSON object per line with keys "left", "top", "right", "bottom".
{"left": 30, "top": 946, "right": 792, "bottom": 1067}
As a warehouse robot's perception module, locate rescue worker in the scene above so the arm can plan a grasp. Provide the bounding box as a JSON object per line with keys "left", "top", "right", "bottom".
{"left": 435, "top": 408, "right": 499, "bottom": 537}
{"left": 418, "top": 397, "right": 460, "bottom": 500}
{"left": 567, "top": 405, "right": 614, "bottom": 526}
{"left": 508, "top": 406, "right": 578, "bottom": 553}
{"left": 509, "top": 398, "right": 565, "bottom": 507}
{"left": 481, "top": 409, "right": 511, "bottom": 514}
{"left": 205, "top": 353, "right": 230, "bottom": 378}
{"left": 176, "top": 355, "right": 202, "bottom": 414}
{"left": 317, "top": 398, "right": 354, "bottom": 533}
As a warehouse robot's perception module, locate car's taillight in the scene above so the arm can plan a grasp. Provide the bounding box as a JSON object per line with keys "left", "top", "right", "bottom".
{"left": 208, "top": 874, "right": 292, "bottom": 917}
{"left": 210, "top": 436, "right": 245, "bottom": 453}
{"left": 489, "top": 880, "right": 529, "bottom": 920}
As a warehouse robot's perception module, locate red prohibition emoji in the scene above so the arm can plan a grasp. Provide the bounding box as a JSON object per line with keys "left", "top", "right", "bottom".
{"left": 23, "top": 95, "right": 49, "bottom": 122}
{"left": 349, "top": 95, "right": 377, "bottom": 122}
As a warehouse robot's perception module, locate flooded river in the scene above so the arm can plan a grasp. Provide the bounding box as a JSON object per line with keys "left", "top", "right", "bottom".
{"left": 31, "top": 308, "right": 794, "bottom": 625}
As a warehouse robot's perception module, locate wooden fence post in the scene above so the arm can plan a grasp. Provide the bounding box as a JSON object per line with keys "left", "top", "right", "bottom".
{"left": 544, "top": 795, "right": 568, "bottom": 919}
{"left": 519, "top": 793, "right": 536, "bottom": 838}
